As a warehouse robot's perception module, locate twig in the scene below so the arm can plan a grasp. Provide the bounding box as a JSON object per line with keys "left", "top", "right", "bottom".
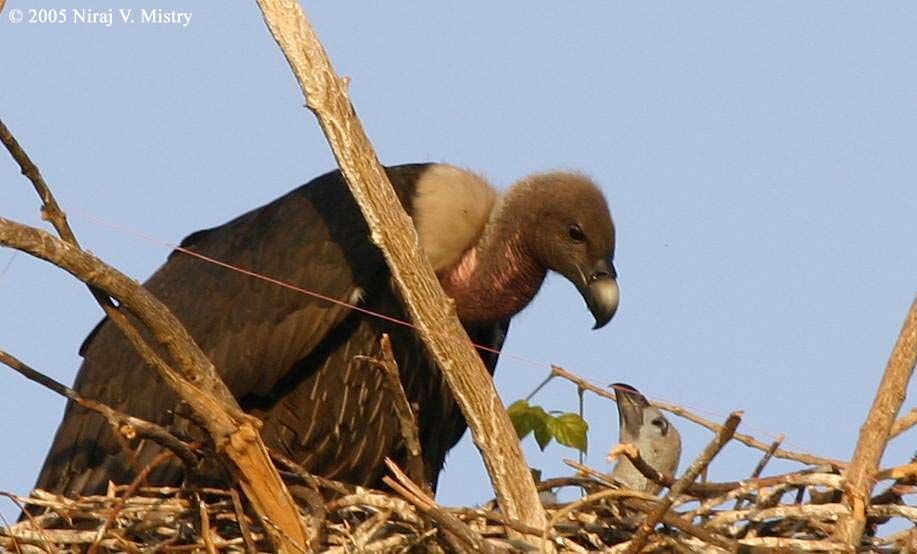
{"left": 198, "top": 497, "right": 217, "bottom": 554}
{"left": 890, "top": 407, "right": 917, "bottom": 439}
{"left": 874, "top": 461, "right": 917, "bottom": 482}
{"left": 355, "top": 334, "right": 426, "bottom": 487}
{"left": 559, "top": 459, "right": 740, "bottom": 551}
{"left": 0, "top": 493, "right": 59, "bottom": 554}
{"left": 251, "top": 3, "right": 548, "bottom": 546}
{"left": 269, "top": 450, "right": 352, "bottom": 497}
{"left": 383, "top": 459, "right": 501, "bottom": 554}
{"left": 607, "top": 443, "right": 674, "bottom": 489}
{"left": 229, "top": 488, "right": 258, "bottom": 554}
{"left": 89, "top": 450, "right": 174, "bottom": 554}
{"left": 551, "top": 365, "right": 844, "bottom": 468}
{"left": 734, "top": 436, "right": 783, "bottom": 511}
{"left": 624, "top": 497, "right": 738, "bottom": 552}
{"left": 0, "top": 349, "right": 199, "bottom": 469}
{"left": 542, "top": 488, "right": 648, "bottom": 550}
{"left": 626, "top": 411, "right": 742, "bottom": 554}
{"left": 835, "top": 296, "right": 917, "bottom": 548}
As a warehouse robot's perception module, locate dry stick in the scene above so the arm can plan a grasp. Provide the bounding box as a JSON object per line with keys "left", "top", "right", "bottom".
{"left": 251, "top": 1, "right": 548, "bottom": 546}
{"left": 734, "top": 436, "right": 783, "bottom": 511}
{"left": 607, "top": 443, "right": 674, "bottom": 489}
{"left": 890, "top": 407, "right": 917, "bottom": 439}
{"left": 0, "top": 218, "right": 308, "bottom": 554}
{"left": 0, "top": 350, "right": 199, "bottom": 469}
{"left": 542, "top": 488, "right": 649, "bottom": 549}
{"left": 566, "top": 457, "right": 836, "bottom": 502}
{"left": 229, "top": 489, "right": 258, "bottom": 554}
{"left": 551, "top": 365, "right": 845, "bottom": 468}
{"left": 269, "top": 450, "right": 352, "bottom": 496}
{"left": 198, "top": 497, "right": 217, "bottom": 554}
{"left": 355, "top": 334, "right": 426, "bottom": 487}
{"left": 623, "top": 497, "right": 739, "bottom": 552}
{"left": 0, "top": 120, "right": 222, "bottom": 411}
{"left": 560, "top": 460, "right": 738, "bottom": 551}
{"left": 835, "top": 296, "right": 917, "bottom": 548}
{"left": 874, "top": 461, "right": 917, "bottom": 482}
{"left": 626, "top": 411, "right": 743, "bottom": 554}
{"left": 88, "top": 450, "right": 174, "bottom": 554}
{"left": 383, "top": 459, "right": 501, "bottom": 554}
{"left": 0, "top": 493, "right": 58, "bottom": 554}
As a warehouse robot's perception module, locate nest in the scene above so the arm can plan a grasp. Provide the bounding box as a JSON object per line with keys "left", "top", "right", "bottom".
{"left": 3, "top": 457, "right": 915, "bottom": 553}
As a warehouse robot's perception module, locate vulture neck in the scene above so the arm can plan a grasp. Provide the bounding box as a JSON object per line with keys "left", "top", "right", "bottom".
{"left": 441, "top": 190, "right": 546, "bottom": 323}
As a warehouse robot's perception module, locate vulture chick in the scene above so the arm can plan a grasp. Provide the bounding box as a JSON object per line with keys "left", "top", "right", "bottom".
{"left": 610, "top": 383, "right": 682, "bottom": 494}
{"left": 34, "top": 163, "right": 619, "bottom": 498}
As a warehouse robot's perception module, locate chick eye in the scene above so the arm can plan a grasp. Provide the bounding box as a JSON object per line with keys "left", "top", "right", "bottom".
{"left": 651, "top": 417, "right": 668, "bottom": 435}
{"left": 568, "top": 224, "right": 586, "bottom": 242}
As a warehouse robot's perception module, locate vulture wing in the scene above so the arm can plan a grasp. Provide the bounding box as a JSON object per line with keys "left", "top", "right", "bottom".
{"left": 35, "top": 163, "right": 505, "bottom": 496}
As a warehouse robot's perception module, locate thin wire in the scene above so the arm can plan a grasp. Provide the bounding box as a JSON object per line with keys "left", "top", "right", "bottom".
{"left": 71, "top": 208, "right": 544, "bottom": 367}
{"left": 0, "top": 251, "right": 17, "bottom": 279}
{"left": 68, "top": 207, "right": 794, "bottom": 448}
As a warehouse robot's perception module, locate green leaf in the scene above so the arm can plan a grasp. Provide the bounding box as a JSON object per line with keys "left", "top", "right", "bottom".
{"left": 534, "top": 415, "right": 552, "bottom": 450}
{"left": 549, "top": 413, "right": 589, "bottom": 453}
{"left": 507, "top": 400, "right": 535, "bottom": 439}
{"left": 508, "top": 399, "right": 563, "bottom": 451}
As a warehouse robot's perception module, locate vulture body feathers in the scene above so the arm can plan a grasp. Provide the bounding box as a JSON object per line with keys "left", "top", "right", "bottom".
{"left": 34, "top": 163, "right": 618, "bottom": 497}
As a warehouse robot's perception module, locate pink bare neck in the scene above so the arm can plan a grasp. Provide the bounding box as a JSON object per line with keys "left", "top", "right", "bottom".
{"left": 441, "top": 232, "right": 547, "bottom": 323}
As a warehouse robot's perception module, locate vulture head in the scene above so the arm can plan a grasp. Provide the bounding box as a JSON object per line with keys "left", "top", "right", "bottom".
{"left": 517, "top": 172, "right": 619, "bottom": 328}
{"left": 428, "top": 165, "right": 618, "bottom": 329}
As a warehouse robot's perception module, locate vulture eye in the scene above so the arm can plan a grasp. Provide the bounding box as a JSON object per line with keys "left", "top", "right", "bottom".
{"left": 568, "top": 224, "right": 586, "bottom": 242}
{"left": 651, "top": 417, "right": 668, "bottom": 435}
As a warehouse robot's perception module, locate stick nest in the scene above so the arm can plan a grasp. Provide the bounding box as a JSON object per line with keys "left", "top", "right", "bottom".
{"left": 3, "top": 462, "right": 914, "bottom": 553}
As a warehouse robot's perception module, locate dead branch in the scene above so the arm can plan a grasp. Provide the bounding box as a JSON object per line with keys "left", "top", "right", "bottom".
{"left": 0, "top": 349, "right": 198, "bottom": 469}
{"left": 835, "top": 295, "right": 917, "bottom": 548}
{"left": 88, "top": 450, "right": 174, "bottom": 554}
{"left": 607, "top": 443, "right": 673, "bottom": 489}
{"left": 355, "top": 334, "right": 426, "bottom": 487}
{"left": 0, "top": 361, "right": 913, "bottom": 553}
{"left": 890, "top": 407, "right": 917, "bottom": 439}
{"left": 552, "top": 365, "right": 845, "bottom": 468}
{"left": 626, "top": 411, "right": 742, "bottom": 554}
{"left": 383, "top": 459, "right": 501, "bottom": 554}
{"left": 251, "top": 1, "right": 547, "bottom": 546}
{"left": 0, "top": 217, "right": 307, "bottom": 553}
{"left": 1, "top": 117, "right": 309, "bottom": 551}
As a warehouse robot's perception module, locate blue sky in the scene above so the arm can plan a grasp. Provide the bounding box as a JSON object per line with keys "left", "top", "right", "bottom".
{"left": 1, "top": 2, "right": 915, "bottom": 525}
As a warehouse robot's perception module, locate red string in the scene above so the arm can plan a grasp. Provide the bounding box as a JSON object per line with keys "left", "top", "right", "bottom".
{"left": 70, "top": 208, "right": 541, "bottom": 366}
{"left": 68, "top": 207, "right": 793, "bottom": 447}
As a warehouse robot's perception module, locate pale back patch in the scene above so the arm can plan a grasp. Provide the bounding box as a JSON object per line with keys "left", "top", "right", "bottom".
{"left": 412, "top": 164, "right": 497, "bottom": 274}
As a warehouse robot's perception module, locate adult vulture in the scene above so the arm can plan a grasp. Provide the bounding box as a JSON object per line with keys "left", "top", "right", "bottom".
{"left": 34, "top": 163, "right": 618, "bottom": 496}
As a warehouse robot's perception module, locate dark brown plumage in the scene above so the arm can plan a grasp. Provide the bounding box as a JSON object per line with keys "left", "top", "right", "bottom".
{"left": 34, "top": 163, "right": 618, "bottom": 498}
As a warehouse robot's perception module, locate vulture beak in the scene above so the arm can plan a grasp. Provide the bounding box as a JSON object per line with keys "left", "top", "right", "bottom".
{"left": 577, "top": 255, "right": 619, "bottom": 329}
{"left": 612, "top": 383, "right": 647, "bottom": 437}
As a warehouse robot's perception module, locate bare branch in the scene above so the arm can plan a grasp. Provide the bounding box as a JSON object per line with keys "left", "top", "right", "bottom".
{"left": 0, "top": 217, "right": 308, "bottom": 552}
{"left": 890, "top": 407, "right": 917, "bottom": 439}
{"left": 251, "top": 0, "right": 548, "bottom": 544}
{"left": 355, "top": 334, "right": 425, "bottom": 487}
{"left": 0, "top": 349, "right": 199, "bottom": 469}
{"left": 383, "top": 459, "right": 501, "bottom": 554}
{"left": 552, "top": 365, "right": 845, "bottom": 468}
{"left": 835, "top": 296, "right": 917, "bottom": 548}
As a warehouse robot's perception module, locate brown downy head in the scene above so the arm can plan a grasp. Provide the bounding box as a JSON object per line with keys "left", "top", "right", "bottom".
{"left": 504, "top": 172, "right": 619, "bottom": 328}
